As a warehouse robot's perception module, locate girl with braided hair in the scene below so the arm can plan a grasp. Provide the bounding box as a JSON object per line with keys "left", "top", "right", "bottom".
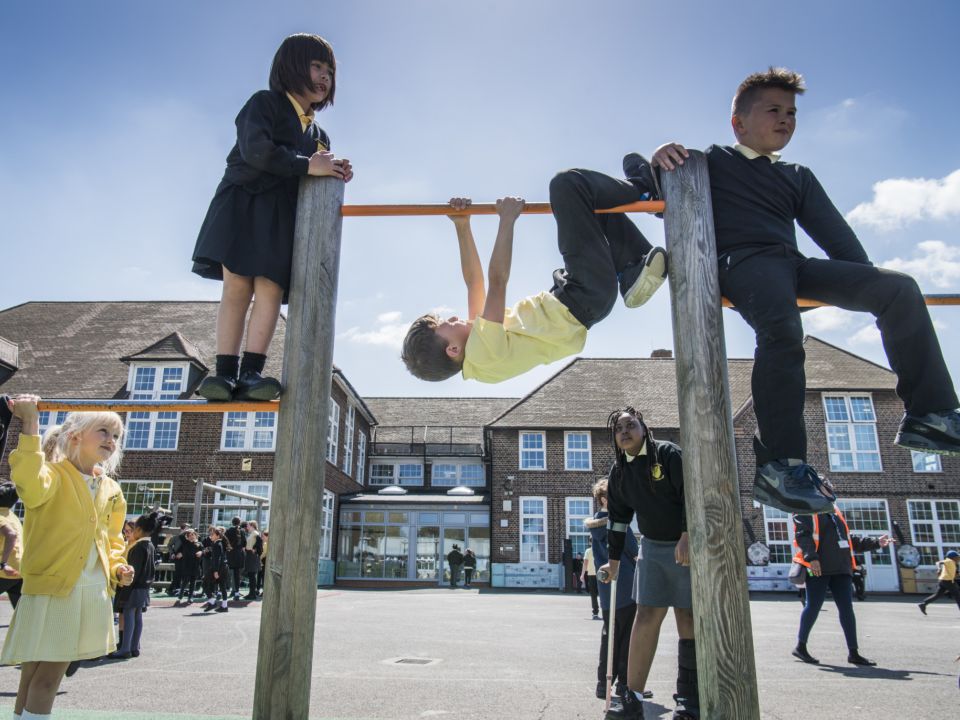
{"left": 597, "top": 406, "right": 699, "bottom": 720}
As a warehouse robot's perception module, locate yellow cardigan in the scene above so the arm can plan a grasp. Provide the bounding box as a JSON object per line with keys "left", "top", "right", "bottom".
{"left": 9, "top": 434, "right": 128, "bottom": 597}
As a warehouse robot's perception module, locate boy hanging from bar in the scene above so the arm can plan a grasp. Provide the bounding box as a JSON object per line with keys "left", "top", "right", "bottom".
{"left": 401, "top": 159, "right": 668, "bottom": 383}
{"left": 650, "top": 67, "right": 960, "bottom": 516}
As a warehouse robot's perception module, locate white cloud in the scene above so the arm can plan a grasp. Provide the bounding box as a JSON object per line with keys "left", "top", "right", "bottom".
{"left": 881, "top": 240, "right": 960, "bottom": 289}
{"left": 376, "top": 311, "right": 403, "bottom": 323}
{"left": 850, "top": 324, "right": 881, "bottom": 346}
{"left": 802, "top": 307, "right": 856, "bottom": 333}
{"left": 339, "top": 311, "right": 410, "bottom": 348}
{"left": 847, "top": 169, "right": 960, "bottom": 231}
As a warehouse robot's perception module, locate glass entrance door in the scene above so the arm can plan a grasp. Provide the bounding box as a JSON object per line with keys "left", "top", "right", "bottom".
{"left": 442, "top": 527, "right": 466, "bottom": 585}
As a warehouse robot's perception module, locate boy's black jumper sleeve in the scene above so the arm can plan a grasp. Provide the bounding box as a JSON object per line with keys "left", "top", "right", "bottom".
{"left": 236, "top": 91, "right": 311, "bottom": 177}
{"left": 796, "top": 171, "right": 871, "bottom": 265}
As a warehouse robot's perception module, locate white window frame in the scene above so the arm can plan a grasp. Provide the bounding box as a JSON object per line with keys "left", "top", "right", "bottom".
{"left": 326, "top": 400, "right": 340, "bottom": 465}
{"left": 762, "top": 506, "right": 796, "bottom": 565}
{"left": 213, "top": 480, "right": 272, "bottom": 528}
{"left": 430, "top": 460, "right": 485, "bottom": 487}
{"left": 220, "top": 411, "right": 278, "bottom": 452}
{"left": 519, "top": 431, "right": 546, "bottom": 471}
{"left": 369, "top": 460, "right": 424, "bottom": 487}
{"left": 342, "top": 405, "right": 355, "bottom": 475}
{"left": 564, "top": 431, "right": 592, "bottom": 471}
{"left": 911, "top": 450, "right": 943, "bottom": 473}
{"left": 907, "top": 498, "right": 960, "bottom": 567}
{"left": 118, "top": 479, "right": 173, "bottom": 520}
{"left": 38, "top": 410, "right": 69, "bottom": 438}
{"left": 319, "top": 489, "right": 335, "bottom": 559}
{"left": 356, "top": 432, "right": 367, "bottom": 484}
{"left": 519, "top": 495, "right": 548, "bottom": 563}
{"left": 565, "top": 497, "right": 594, "bottom": 556}
{"left": 124, "top": 362, "right": 188, "bottom": 451}
{"left": 822, "top": 393, "right": 882, "bottom": 473}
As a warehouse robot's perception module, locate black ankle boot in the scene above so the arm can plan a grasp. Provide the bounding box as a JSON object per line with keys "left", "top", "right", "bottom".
{"left": 673, "top": 638, "right": 700, "bottom": 719}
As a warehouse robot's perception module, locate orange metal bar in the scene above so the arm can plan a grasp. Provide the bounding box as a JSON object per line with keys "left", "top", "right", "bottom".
{"left": 721, "top": 294, "right": 960, "bottom": 309}
{"left": 37, "top": 399, "right": 279, "bottom": 413}
{"left": 341, "top": 200, "right": 665, "bottom": 217}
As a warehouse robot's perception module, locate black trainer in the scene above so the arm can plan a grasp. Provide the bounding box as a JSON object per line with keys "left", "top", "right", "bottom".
{"left": 620, "top": 247, "right": 668, "bottom": 308}
{"left": 196, "top": 375, "right": 236, "bottom": 401}
{"left": 895, "top": 409, "right": 960, "bottom": 456}
{"left": 754, "top": 460, "right": 835, "bottom": 515}
{"left": 622, "top": 152, "right": 663, "bottom": 204}
{"left": 791, "top": 645, "right": 819, "bottom": 664}
{"left": 234, "top": 370, "right": 283, "bottom": 401}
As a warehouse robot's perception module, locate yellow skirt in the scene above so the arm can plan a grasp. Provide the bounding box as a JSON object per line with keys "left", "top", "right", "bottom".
{"left": 1, "top": 542, "right": 116, "bottom": 664}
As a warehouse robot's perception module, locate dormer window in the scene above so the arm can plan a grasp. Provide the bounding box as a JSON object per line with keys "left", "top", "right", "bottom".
{"left": 125, "top": 363, "right": 187, "bottom": 450}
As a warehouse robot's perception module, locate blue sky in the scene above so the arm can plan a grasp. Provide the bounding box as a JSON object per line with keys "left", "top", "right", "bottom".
{"left": 2, "top": 1, "right": 959, "bottom": 400}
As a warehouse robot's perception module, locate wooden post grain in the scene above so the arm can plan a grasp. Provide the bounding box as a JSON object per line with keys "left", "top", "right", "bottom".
{"left": 252, "top": 176, "right": 344, "bottom": 720}
{"left": 662, "top": 151, "right": 761, "bottom": 720}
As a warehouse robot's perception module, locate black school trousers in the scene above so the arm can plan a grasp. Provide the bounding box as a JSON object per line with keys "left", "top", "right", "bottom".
{"left": 598, "top": 602, "right": 636, "bottom": 690}
{"left": 548, "top": 170, "right": 653, "bottom": 328}
{"left": 719, "top": 245, "right": 958, "bottom": 464}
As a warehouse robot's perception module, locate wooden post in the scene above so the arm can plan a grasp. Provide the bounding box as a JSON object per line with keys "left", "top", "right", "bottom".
{"left": 252, "top": 176, "right": 344, "bottom": 720}
{"left": 662, "top": 150, "right": 761, "bottom": 720}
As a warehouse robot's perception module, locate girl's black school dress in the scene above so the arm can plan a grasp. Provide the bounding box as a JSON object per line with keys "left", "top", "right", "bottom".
{"left": 192, "top": 90, "right": 331, "bottom": 303}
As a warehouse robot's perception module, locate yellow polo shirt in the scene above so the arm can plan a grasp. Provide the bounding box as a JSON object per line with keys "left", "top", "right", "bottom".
{"left": 462, "top": 292, "right": 586, "bottom": 383}
{"left": 939, "top": 558, "right": 957, "bottom": 582}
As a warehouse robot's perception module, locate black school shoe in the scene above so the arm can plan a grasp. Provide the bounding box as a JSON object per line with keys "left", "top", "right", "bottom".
{"left": 791, "top": 645, "right": 819, "bottom": 664}
{"left": 753, "top": 460, "right": 835, "bottom": 515}
{"left": 622, "top": 152, "right": 663, "bottom": 204}
{"left": 848, "top": 651, "right": 876, "bottom": 666}
{"left": 895, "top": 409, "right": 960, "bottom": 456}
{"left": 234, "top": 370, "right": 283, "bottom": 402}
{"left": 196, "top": 375, "right": 236, "bottom": 401}
{"left": 620, "top": 248, "right": 668, "bottom": 309}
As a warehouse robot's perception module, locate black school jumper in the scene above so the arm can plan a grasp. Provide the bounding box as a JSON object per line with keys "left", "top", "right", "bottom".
{"left": 707, "top": 145, "right": 957, "bottom": 464}
{"left": 192, "top": 90, "right": 331, "bottom": 304}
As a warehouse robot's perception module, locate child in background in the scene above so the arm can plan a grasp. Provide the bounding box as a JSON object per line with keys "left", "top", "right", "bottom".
{"left": 1, "top": 395, "right": 133, "bottom": 720}
{"left": 176, "top": 528, "right": 204, "bottom": 605}
{"left": 192, "top": 33, "right": 353, "bottom": 402}
{"left": 0, "top": 481, "right": 23, "bottom": 608}
{"left": 111, "top": 513, "right": 158, "bottom": 659}
{"left": 918, "top": 550, "right": 960, "bottom": 615}
{"left": 202, "top": 526, "right": 230, "bottom": 613}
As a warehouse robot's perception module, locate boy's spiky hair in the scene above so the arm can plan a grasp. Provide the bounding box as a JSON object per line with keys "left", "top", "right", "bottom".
{"left": 401, "top": 314, "right": 461, "bottom": 382}
{"left": 732, "top": 67, "right": 806, "bottom": 117}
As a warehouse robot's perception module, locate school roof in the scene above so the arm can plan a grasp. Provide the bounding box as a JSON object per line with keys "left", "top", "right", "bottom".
{"left": 364, "top": 396, "right": 517, "bottom": 445}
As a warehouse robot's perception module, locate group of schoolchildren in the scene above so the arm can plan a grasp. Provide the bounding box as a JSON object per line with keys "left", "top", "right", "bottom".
{"left": 0, "top": 27, "right": 957, "bottom": 720}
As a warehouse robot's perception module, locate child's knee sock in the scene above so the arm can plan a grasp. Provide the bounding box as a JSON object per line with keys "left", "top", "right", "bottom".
{"left": 676, "top": 639, "right": 699, "bottom": 710}
{"left": 240, "top": 351, "right": 267, "bottom": 375}
{"left": 215, "top": 354, "right": 240, "bottom": 380}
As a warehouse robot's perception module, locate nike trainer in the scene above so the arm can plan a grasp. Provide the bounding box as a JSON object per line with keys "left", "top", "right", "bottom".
{"left": 895, "top": 409, "right": 960, "bottom": 456}
{"left": 753, "top": 459, "right": 835, "bottom": 515}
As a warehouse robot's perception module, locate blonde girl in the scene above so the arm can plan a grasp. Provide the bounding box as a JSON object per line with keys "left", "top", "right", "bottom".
{"left": 2, "top": 395, "right": 133, "bottom": 719}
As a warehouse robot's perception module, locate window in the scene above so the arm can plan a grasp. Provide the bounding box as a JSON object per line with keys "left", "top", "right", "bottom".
{"left": 356, "top": 432, "right": 367, "bottom": 484}
{"left": 908, "top": 499, "right": 960, "bottom": 566}
{"left": 911, "top": 451, "right": 942, "bottom": 473}
{"left": 221, "top": 411, "right": 277, "bottom": 451}
{"left": 336, "top": 509, "right": 409, "bottom": 579}
{"left": 38, "top": 410, "right": 69, "bottom": 437}
{"left": 763, "top": 506, "right": 795, "bottom": 565}
{"left": 835, "top": 499, "right": 893, "bottom": 568}
{"left": 431, "top": 461, "right": 485, "bottom": 487}
{"left": 822, "top": 394, "right": 881, "bottom": 472}
{"left": 319, "top": 489, "right": 335, "bottom": 559}
{"left": 118, "top": 480, "right": 173, "bottom": 519}
{"left": 369, "top": 461, "right": 424, "bottom": 486}
{"left": 565, "top": 497, "right": 594, "bottom": 556}
{"left": 326, "top": 400, "right": 340, "bottom": 464}
{"left": 125, "top": 365, "right": 186, "bottom": 450}
{"left": 519, "top": 431, "right": 546, "bottom": 470}
{"left": 342, "top": 405, "right": 355, "bottom": 475}
{"left": 214, "top": 481, "right": 272, "bottom": 528}
{"left": 520, "top": 496, "right": 548, "bottom": 562}
{"left": 564, "top": 432, "right": 592, "bottom": 471}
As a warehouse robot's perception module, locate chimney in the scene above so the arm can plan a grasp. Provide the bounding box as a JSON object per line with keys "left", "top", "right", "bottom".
{"left": 650, "top": 349, "right": 673, "bottom": 359}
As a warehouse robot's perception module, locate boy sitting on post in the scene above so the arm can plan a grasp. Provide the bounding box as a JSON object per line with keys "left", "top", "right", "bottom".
{"left": 402, "top": 167, "right": 667, "bottom": 384}
{"left": 651, "top": 67, "right": 960, "bottom": 515}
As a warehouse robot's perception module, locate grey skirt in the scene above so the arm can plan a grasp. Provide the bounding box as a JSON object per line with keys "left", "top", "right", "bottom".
{"left": 633, "top": 537, "right": 692, "bottom": 608}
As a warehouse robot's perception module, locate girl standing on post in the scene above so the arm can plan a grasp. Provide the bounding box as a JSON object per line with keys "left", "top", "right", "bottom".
{"left": 1, "top": 395, "right": 133, "bottom": 720}
{"left": 192, "top": 33, "right": 353, "bottom": 402}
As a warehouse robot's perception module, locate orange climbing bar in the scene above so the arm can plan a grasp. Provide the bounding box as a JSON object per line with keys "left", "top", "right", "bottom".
{"left": 341, "top": 200, "right": 665, "bottom": 217}
{"left": 721, "top": 294, "right": 960, "bottom": 309}
{"left": 37, "top": 399, "right": 279, "bottom": 413}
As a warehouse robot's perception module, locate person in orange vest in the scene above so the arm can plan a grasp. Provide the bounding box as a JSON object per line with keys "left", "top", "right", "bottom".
{"left": 792, "top": 480, "right": 893, "bottom": 666}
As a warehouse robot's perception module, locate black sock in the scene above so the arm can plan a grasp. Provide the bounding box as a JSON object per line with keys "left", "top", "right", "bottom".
{"left": 240, "top": 352, "right": 267, "bottom": 375}
{"left": 215, "top": 354, "right": 240, "bottom": 380}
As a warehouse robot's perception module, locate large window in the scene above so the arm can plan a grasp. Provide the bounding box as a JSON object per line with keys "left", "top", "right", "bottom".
{"left": 342, "top": 405, "right": 355, "bottom": 475}
{"left": 369, "top": 461, "right": 424, "bottom": 486}
{"left": 221, "top": 411, "right": 277, "bottom": 451}
{"left": 822, "top": 394, "right": 881, "bottom": 472}
{"left": 836, "top": 499, "right": 893, "bottom": 569}
{"left": 319, "top": 489, "right": 335, "bottom": 560}
{"left": 763, "top": 506, "right": 795, "bottom": 565}
{"left": 337, "top": 510, "right": 410, "bottom": 579}
{"left": 214, "top": 481, "right": 272, "bottom": 528}
{"left": 118, "top": 480, "right": 173, "bottom": 519}
{"left": 356, "top": 432, "right": 367, "bottom": 484}
{"left": 431, "top": 461, "right": 485, "bottom": 487}
{"left": 564, "top": 432, "right": 592, "bottom": 471}
{"left": 520, "top": 496, "right": 548, "bottom": 562}
{"left": 911, "top": 451, "right": 942, "bottom": 473}
{"left": 565, "top": 497, "right": 594, "bottom": 556}
{"left": 908, "top": 499, "right": 960, "bottom": 566}
{"left": 125, "top": 365, "right": 186, "bottom": 450}
{"left": 38, "top": 410, "right": 69, "bottom": 437}
{"left": 326, "top": 400, "right": 340, "bottom": 465}
{"left": 519, "top": 431, "right": 546, "bottom": 470}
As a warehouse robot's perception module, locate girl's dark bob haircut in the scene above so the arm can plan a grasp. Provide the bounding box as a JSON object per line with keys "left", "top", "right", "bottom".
{"left": 269, "top": 33, "right": 337, "bottom": 111}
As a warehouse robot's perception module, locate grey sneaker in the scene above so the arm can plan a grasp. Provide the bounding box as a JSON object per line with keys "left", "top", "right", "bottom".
{"left": 754, "top": 460, "right": 835, "bottom": 514}
{"left": 895, "top": 410, "right": 960, "bottom": 456}
{"left": 621, "top": 248, "right": 668, "bottom": 308}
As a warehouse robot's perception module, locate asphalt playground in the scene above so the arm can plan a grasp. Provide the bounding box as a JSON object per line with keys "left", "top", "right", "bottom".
{"left": 0, "top": 588, "right": 955, "bottom": 719}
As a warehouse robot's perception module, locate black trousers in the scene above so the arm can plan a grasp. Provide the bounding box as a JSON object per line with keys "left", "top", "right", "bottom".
{"left": 548, "top": 170, "right": 653, "bottom": 329}
{"left": 798, "top": 574, "right": 858, "bottom": 649}
{"left": 598, "top": 602, "right": 636, "bottom": 690}
{"left": 586, "top": 575, "right": 600, "bottom": 615}
{"left": 922, "top": 580, "right": 960, "bottom": 608}
{"left": 719, "top": 246, "right": 958, "bottom": 463}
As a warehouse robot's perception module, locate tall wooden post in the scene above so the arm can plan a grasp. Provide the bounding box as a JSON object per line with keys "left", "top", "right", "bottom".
{"left": 253, "top": 176, "right": 344, "bottom": 720}
{"left": 662, "top": 151, "right": 761, "bottom": 720}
